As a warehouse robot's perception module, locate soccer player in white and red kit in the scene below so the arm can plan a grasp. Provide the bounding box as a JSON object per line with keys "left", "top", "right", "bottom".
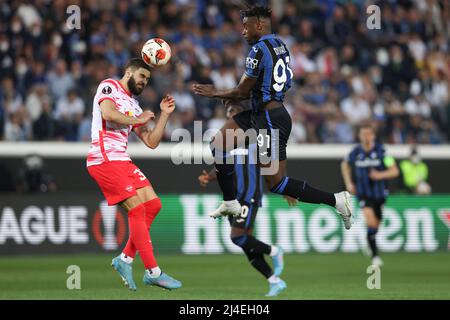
{"left": 87, "top": 58, "right": 181, "bottom": 291}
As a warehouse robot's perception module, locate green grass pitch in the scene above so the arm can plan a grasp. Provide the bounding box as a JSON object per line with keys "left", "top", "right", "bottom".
{"left": 0, "top": 253, "right": 449, "bottom": 300}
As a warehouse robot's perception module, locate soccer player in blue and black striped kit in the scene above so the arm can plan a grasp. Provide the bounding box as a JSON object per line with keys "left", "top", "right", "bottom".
{"left": 192, "top": 6, "right": 353, "bottom": 290}
{"left": 341, "top": 123, "right": 399, "bottom": 267}
{"left": 199, "top": 100, "right": 297, "bottom": 297}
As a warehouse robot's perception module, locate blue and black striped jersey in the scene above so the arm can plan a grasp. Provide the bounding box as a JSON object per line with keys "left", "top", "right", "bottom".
{"left": 244, "top": 34, "right": 293, "bottom": 112}
{"left": 347, "top": 143, "right": 390, "bottom": 201}
{"left": 233, "top": 144, "right": 263, "bottom": 207}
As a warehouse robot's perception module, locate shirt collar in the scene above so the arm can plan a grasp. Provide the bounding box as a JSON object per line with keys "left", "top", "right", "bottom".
{"left": 258, "top": 34, "right": 276, "bottom": 42}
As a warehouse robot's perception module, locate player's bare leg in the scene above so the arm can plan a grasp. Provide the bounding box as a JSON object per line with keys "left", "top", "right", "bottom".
{"left": 364, "top": 207, "right": 383, "bottom": 267}
{"left": 209, "top": 118, "right": 246, "bottom": 218}
{"left": 260, "top": 160, "right": 353, "bottom": 230}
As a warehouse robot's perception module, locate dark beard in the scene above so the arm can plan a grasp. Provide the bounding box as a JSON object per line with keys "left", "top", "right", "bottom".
{"left": 127, "top": 76, "right": 144, "bottom": 95}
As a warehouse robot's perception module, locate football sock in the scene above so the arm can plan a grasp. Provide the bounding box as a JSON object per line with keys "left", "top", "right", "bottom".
{"left": 147, "top": 266, "right": 162, "bottom": 278}
{"left": 144, "top": 198, "right": 162, "bottom": 229}
{"left": 211, "top": 145, "right": 236, "bottom": 201}
{"left": 268, "top": 274, "right": 281, "bottom": 284}
{"left": 127, "top": 203, "right": 157, "bottom": 269}
{"left": 120, "top": 252, "right": 133, "bottom": 263}
{"left": 271, "top": 177, "right": 336, "bottom": 207}
{"left": 368, "top": 227, "right": 379, "bottom": 257}
{"left": 231, "top": 234, "right": 271, "bottom": 256}
{"left": 269, "top": 245, "right": 279, "bottom": 257}
{"left": 122, "top": 198, "right": 162, "bottom": 258}
{"left": 248, "top": 254, "right": 273, "bottom": 279}
{"left": 231, "top": 234, "right": 273, "bottom": 278}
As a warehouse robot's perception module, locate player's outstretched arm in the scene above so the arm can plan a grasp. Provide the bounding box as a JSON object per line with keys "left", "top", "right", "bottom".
{"left": 192, "top": 74, "right": 257, "bottom": 100}
{"left": 134, "top": 95, "right": 175, "bottom": 149}
{"left": 100, "top": 100, "right": 154, "bottom": 126}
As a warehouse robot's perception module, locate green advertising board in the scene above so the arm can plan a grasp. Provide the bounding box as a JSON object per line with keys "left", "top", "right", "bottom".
{"left": 151, "top": 195, "right": 450, "bottom": 254}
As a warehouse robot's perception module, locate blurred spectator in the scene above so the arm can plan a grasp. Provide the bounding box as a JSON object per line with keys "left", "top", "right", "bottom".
{"left": 4, "top": 108, "right": 31, "bottom": 141}
{"left": 54, "top": 88, "right": 85, "bottom": 141}
{"left": 0, "top": 0, "right": 447, "bottom": 144}
{"left": 47, "top": 59, "right": 75, "bottom": 101}
{"left": 340, "top": 93, "right": 371, "bottom": 125}
{"left": 399, "top": 146, "right": 431, "bottom": 194}
{"left": 171, "top": 79, "right": 195, "bottom": 113}
{"left": 33, "top": 100, "right": 57, "bottom": 141}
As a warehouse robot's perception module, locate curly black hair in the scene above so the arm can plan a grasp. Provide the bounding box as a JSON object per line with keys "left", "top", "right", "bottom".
{"left": 241, "top": 5, "right": 272, "bottom": 19}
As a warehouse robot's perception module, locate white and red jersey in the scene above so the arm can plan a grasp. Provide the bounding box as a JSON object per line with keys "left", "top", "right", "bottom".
{"left": 87, "top": 78, "right": 143, "bottom": 167}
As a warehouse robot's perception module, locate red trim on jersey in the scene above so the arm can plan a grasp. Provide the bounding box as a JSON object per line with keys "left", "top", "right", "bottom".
{"left": 100, "top": 79, "right": 119, "bottom": 90}
{"left": 98, "top": 97, "right": 115, "bottom": 105}
{"left": 99, "top": 131, "right": 110, "bottom": 162}
{"left": 117, "top": 80, "right": 132, "bottom": 97}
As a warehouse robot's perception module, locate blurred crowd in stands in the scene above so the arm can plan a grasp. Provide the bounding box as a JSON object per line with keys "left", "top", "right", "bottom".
{"left": 0, "top": 0, "right": 449, "bottom": 144}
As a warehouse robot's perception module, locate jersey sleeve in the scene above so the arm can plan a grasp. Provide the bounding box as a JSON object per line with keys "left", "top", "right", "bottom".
{"left": 245, "top": 45, "right": 264, "bottom": 78}
{"left": 346, "top": 148, "right": 356, "bottom": 164}
{"left": 383, "top": 155, "right": 396, "bottom": 167}
{"left": 97, "top": 80, "right": 119, "bottom": 106}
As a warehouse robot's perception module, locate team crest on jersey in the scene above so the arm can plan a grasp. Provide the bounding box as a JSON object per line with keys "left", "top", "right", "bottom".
{"left": 125, "top": 110, "right": 133, "bottom": 117}
{"left": 246, "top": 57, "right": 259, "bottom": 70}
{"left": 102, "top": 86, "right": 112, "bottom": 94}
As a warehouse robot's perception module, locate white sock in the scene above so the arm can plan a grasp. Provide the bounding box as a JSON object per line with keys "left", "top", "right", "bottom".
{"left": 270, "top": 245, "right": 280, "bottom": 257}
{"left": 120, "top": 253, "right": 133, "bottom": 264}
{"left": 147, "top": 266, "right": 162, "bottom": 278}
{"left": 334, "top": 193, "right": 339, "bottom": 207}
{"left": 224, "top": 199, "right": 237, "bottom": 205}
{"left": 268, "top": 275, "right": 280, "bottom": 284}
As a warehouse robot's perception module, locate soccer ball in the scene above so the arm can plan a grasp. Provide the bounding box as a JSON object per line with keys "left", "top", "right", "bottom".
{"left": 141, "top": 38, "right": 171, "bottom": 67}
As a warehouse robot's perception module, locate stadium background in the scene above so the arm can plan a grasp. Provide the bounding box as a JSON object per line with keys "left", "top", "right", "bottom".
{"left": 0, "top": 0, "right": 449, "bottom": 299}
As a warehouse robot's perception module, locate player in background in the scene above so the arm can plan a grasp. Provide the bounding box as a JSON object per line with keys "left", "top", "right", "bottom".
{"left": 341, "top": 123, "right": 399, "bottom": 267}
{"left": 192, "top": 6, "right": 352, "bottom": 229}
{"left": 87, "top": 58, "right": 181, "bottom": 291}
{"left": 198, "top": 100, "right": 297, "bottom": 297}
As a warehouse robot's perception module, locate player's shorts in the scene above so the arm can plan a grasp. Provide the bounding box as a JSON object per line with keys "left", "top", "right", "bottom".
{"left": 228, "top": 200, "right": 259, "bottom": 230}
{"left": 87, "top": 161, "right": 151, "bottom": 206}
{"left": 233, "top": 105, "right": 292, "bottom": 161}
{"left": 359, "top": 198, "right": 385, "bottom": 220}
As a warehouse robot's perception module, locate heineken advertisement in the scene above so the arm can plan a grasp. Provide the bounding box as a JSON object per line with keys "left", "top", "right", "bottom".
{"left": 156, "top": 194, "right": 450, "bottom": 253}
{"left": 0, "top": 194, "right": 449, "bottom": 254}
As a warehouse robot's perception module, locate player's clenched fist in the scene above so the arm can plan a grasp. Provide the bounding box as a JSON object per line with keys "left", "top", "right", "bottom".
{"left": 198, "top": 170, "right": 211, "bottom": 187}
{"left": 160, "top": 95, "right": 176, "bottom": 115}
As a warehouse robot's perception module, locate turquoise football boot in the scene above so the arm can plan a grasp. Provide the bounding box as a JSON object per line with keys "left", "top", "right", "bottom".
{"left": 111, "top": 256, "right": 137, "bottom": 291}
{"left": 143, "top": 271, "right": 182, "bottom": 290}
{"left": 265, "top": 279, "right": 287, "bottom": 297}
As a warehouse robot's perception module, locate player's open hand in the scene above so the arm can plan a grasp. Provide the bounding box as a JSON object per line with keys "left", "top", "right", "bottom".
{"left": 198, "top": 170, "right": 210, "bottom": 187}
{"left": 192, "top": 84, "right": 216, "bottom": 98}
{"left": 137, "top": 111, "right": 155, "bottom": 124}
{"left": 283, "top": 195, "right": 298, "bottom": 207}
{"left": 160, "top": 95, "right": 176, "bottom": 115}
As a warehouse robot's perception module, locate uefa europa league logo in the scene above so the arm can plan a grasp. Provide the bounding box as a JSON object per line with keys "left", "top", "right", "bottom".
{"left": 92, "top": 201, "right": 126, "bottom": 250}
{"left": 99, "top": 201, "right": 118, "bottom": 250}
